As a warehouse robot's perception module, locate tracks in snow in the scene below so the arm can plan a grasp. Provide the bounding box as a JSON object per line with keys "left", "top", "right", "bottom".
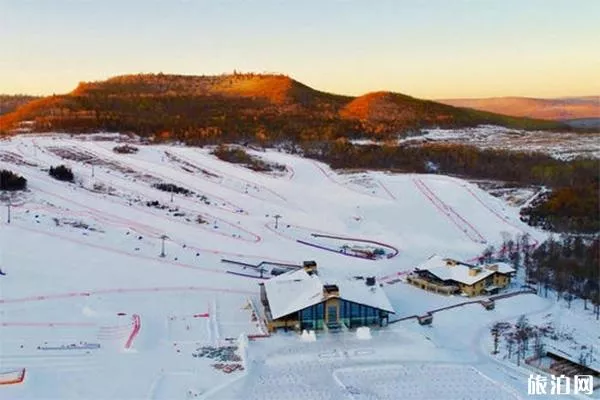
{"left": 169, "top": 149, "right": 289, "bottom": 205}
{"left": 0, "top": 285, "right": 254, "bottom": 308}
{"left": 312, "top": 161, "right": 396, "bottom": 201}
{"left": 413, "top": 178, "right": 487, "bottom": 244}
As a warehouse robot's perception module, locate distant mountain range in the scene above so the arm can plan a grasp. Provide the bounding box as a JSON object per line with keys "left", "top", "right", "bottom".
{"left": 438, "top": 96, "right": 599, "bottom": 124}
{"left": 0, "top": 74, "right": 569, "bottom": 140}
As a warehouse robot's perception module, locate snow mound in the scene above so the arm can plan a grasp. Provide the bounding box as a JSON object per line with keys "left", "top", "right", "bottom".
{"left": 82, "top": 306, "right": 99, "bottom": 317}
{"left": 300, "top": 330, "right": 316, "bottom": 342}
{"left": 356, "top": 327, "right": 371, "bottom": 340}
{"left": 238, "top": 333, "right": 248, "bottom": 349}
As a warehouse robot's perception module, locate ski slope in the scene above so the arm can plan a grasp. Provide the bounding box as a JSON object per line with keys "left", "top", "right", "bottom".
{"left": 1, "top": 133, "right": 595, "bottom": 400}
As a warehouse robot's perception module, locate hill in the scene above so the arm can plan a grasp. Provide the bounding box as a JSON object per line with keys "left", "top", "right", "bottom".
{"left": 0, "top": 94, "right": 41, "bottom": 115}
{"left": 438, "top": 96, "right": 600, "bottom": 121}
{"left": 0, "top": 73, "right": 567, "bottom": 141}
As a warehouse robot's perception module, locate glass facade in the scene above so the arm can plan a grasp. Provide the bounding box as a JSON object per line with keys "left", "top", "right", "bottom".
{"left": 339, "top": 300, "right": 382, "bottom": 328}
{"left": 299, "top": 302, "right": 325, "bottom": 330}
{"left": 298, "top": 300, "right": 388, "bottom": 330}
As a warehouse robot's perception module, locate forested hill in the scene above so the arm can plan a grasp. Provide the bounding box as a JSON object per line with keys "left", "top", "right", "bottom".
{"left": 0, "top": 95, "right": 41, "bottom": 115}
{"left": 0, "top": 73, "right": 566, "bottom": 141}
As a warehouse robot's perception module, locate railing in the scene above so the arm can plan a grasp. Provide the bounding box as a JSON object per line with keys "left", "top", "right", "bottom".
{"left": 406, "top": 275, "right": 459, "bottom": 295}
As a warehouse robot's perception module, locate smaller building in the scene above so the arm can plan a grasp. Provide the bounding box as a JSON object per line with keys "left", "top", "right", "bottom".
{"left": 259, "top": 261, "right": 394, "bottom": 332}
{"left": 407, "top": 255, "right": 515, "bottom": 297}
{"left": 527, "top": 346, "right": 600, "bottom": 387}
{"left": 544, "top": 349, "right": 600, "bottom": 379}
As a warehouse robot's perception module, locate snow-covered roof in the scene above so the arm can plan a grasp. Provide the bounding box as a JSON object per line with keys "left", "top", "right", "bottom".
{"left": 492, "top": 262, "right": 518, "bottom": 275}
{"left": 546, "top": 345, "right": 600, "bottom": 374}
{"left": 416, "top": 255, "right": 515, "bottom": 286}
{"left": 262, "top": 268, "right": 395, "bottom": 320}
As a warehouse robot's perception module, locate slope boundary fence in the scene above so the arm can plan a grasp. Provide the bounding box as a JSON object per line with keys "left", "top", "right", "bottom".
{"left": 124, "top": 314, "right": 141, "bottom": 349}
{"left": 0, "top": 368, "right": 26, "bottom": 385}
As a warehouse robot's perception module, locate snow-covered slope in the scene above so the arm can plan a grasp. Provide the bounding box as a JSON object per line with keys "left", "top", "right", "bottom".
{"left": 0, "top": 134, "right": 595, "bottom": 399}
{"left": 352, "top": 125, "right": 600, "bottom": 160}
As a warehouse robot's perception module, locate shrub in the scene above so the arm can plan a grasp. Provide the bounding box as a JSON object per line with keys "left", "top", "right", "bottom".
{"left": 373, "top": 248, "right": 386, "bottom": 256}
{"left": 152, "top": 182, "right": 191, "bottom": 195}
{"left": 0, "top": 169, "right": 27, "bottom": 190}
{"left": 212, "top": 145, "right": 253, "bottom": 165}
{"left": 113, "top": 144, "right": 139, "bottom": 154}
{"left": 211, "top": 145, "right": 285, "bottom": 172}
{"left": 49, "top": 165, "right": 74, "bottom": 182}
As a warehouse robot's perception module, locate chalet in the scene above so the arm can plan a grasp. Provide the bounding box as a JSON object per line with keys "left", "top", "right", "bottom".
{"left": 259, "top": 261, "right": 394, "bottom": 332}
{"left": 407, "top": 255, "right": 515, "bottom": 297}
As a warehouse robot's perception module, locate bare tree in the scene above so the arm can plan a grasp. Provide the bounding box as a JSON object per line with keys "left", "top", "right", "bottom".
{"left": 481, "top": 245, "right": 495, "bottom": 264}
{"left": 506, "top": 332, "right": 515, "bottom": 360}
{"left": 491, "top": 322, "right": 511, "bottom": 354}
{"left": 514, "top": 315, "right": 532, "bottom": 366}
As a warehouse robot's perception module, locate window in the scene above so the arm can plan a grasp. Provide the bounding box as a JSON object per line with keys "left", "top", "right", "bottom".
{"left": 317, "top": 303, "right": 324, "bottom": 319}
{"left": 300, "top": 307, "right": 310, "bottom": 321}
{"left": 339, "top": 301, "right": 347, "bottom": 319}
{"left": 301, "top": 321, "right": 314, "bottom": 330}
{"left": 327, "top": 306, "right": 337, "bottom": 323}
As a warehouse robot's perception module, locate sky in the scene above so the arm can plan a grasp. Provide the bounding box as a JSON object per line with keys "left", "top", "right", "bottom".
{"left": 1, "top": 0, "right": 599, "bottom": 99}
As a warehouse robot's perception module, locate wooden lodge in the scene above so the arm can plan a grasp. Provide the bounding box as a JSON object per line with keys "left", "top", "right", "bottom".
{"left": 407, "top": 255, "right": 515, "bottom": 297}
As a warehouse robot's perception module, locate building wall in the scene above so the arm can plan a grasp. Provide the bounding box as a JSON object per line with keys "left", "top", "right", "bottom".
{"left": 407, "top": 275, "right": 459, "bottom": 295}
{"left": 493, "top": 273, "right": 510, "bottom": 287}
{"left": 457, "top": 272, "right": 512, "bottom": 296}
{"left": 459, "top": 280, "right": 485, "bottom": 296}
{"left": 267, "top": 314, "right": 300, "bottom": 331}
{"left": 273, "top": 299, "right": 389, "bottom": 331}
{"left": 324, "top": 298, "right": 340, "bottom": 326}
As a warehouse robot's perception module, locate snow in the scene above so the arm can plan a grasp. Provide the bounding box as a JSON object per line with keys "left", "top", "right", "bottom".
{"left": 0, "top": 133, "right": 596, "bottom": 399}
{"left": 300, "top": 330, "right": 316, "bottom": 342}
{"left": 263, "top": 268, "right": 394, "bottom": 320}
{"left": 351, "top": 125, "right": 600, "bottom": 160}
{"left": 334, "top": 364, "right": 519, "bottom": 399}
{"left": 355, "top": 327, "right": 371, "bottom": 340}
{"left": 494, "top": 262, "right": 517, "bottom": 275}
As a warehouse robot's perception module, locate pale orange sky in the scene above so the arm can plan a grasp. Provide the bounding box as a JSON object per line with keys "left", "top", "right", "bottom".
{"left": 1, "top": 0, "right": 599, "bottom": 99}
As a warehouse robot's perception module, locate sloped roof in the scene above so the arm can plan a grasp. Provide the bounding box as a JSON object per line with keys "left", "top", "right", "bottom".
{"left": 492, "top": 262, "right": 518, "bottom": 275}
{"left": 546, "top": 344, "right": 600, "bottom": 374}
{"left": 263, "top": 268, "right": 394, "bottom": 320}
{"left": 416, "top": 255, "right": 515, "bottom": 286}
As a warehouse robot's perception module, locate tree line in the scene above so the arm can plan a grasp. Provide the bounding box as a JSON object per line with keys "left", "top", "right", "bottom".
{"left": 529, "top": 236, "right": 599, "bottom": 318}
{"left": 482, "top": 233, "right": 599, "bottom": 319}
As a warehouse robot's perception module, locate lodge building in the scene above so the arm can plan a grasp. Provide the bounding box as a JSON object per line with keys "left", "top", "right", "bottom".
{"left": 407, "top": 255, "right": 515, "bottom": 297}
{"left": 259, "top": 261, "right": 394, "bottom": 332}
